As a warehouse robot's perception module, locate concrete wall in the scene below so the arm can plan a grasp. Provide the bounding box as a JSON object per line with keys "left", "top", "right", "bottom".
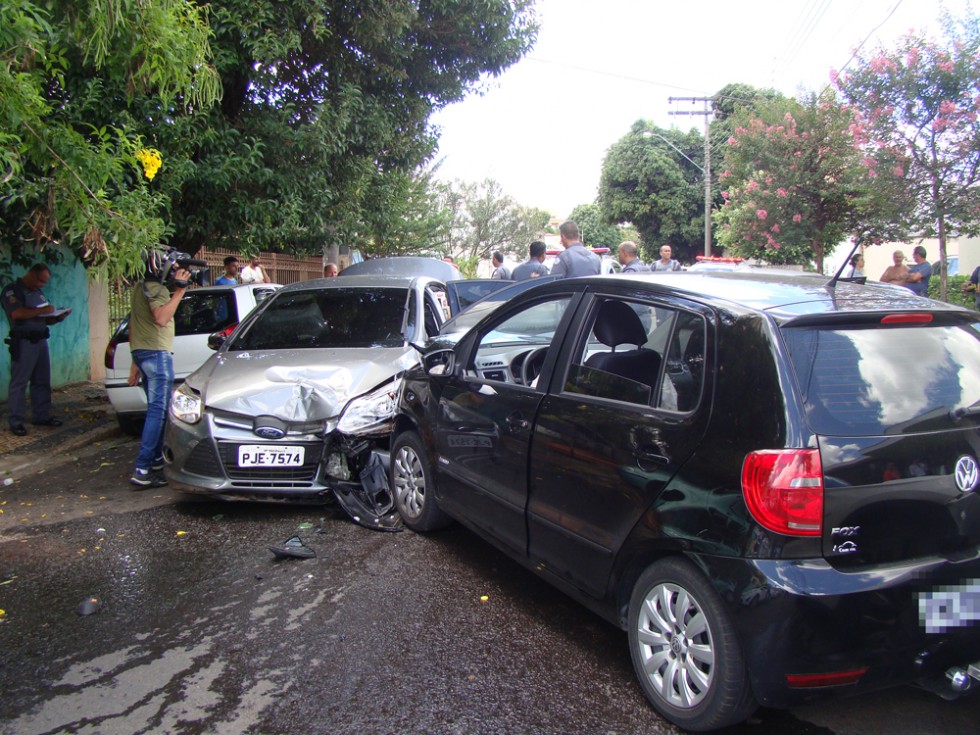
{"left": 0, "top": 249, "right": 91, "bottom": 402}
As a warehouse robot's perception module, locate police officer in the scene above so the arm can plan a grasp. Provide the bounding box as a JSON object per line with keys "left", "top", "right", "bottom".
{"left": 2, "top": 264, "right": 69, "bottom": 436}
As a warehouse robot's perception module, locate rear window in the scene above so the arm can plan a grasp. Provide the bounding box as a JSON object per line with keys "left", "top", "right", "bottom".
{"left": 782, "top": 320, "right": 980, "bottom": 435}
{"left": 229, "top": 288, "right": 409, "bottom": 350}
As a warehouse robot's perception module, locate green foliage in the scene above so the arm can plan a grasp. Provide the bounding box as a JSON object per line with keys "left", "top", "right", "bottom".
{"left": 444, "top": 179, "right": 550, "bottom": 260}
{"left": 714, "top": 93, "right": 904, "bottom": 269}
{"left": 598, "top": 121, "right": 706, "bottom": 262}
{"left": 0, "top": 0, "right": 219, "bottom": 280}
{"left": 930, "top": 273, "right": 975, "bottom": 308}
{"left": 835, "top": 10, "right": 980, "bottom": 299}
{"left": 568, "top": 203, "right": 623, "bottom": 250}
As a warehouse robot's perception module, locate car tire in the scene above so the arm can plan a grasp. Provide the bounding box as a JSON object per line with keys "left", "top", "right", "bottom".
{"left": 390, "top": 431, "right": 452, "bottom": 532}
{"left": 628, "top": 557, "right": 757, "bottom": 732}
{"left": 116, "top": 413, "right": 145, "bottom": 437}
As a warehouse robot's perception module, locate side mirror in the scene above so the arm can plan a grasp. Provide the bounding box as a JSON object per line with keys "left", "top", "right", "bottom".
{"left": 423, "top": 348, "right": 455, "bottom": 376}
{"left": 207, "top": 332, "right": 228, "bottom": 351}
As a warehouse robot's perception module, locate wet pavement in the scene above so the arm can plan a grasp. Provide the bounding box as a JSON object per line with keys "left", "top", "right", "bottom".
{"left": 1, "top": 389, "right": 979, "bottom": 734}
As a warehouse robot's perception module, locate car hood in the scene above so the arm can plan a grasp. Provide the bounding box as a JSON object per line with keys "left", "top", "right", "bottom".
{"left": 187, "top": 347, "right": 419, "bottom": 421}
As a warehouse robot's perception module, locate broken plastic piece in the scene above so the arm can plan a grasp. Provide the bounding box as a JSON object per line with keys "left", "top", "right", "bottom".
{"left": 268, "top": 535, "right": 316, "bottom": 560}
{"left": 77, "top": 596, "right": 101, "bottom": 616}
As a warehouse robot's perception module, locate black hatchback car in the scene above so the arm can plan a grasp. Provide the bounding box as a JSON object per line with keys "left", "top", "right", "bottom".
{"left": 389, "top": 271, "right": 980, "bottom": 731}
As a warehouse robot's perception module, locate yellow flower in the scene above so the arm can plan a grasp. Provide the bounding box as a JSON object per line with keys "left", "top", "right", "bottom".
{"left": 136, "top": 148, "right": 163, "bottom": 181}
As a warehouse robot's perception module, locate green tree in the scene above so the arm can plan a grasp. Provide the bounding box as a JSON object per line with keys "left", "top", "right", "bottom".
{"left": 446, "top": 178, "right": 550, "bottom": 260}
{"left": 169, "top": 0, "right": 538, "bottom": 258}
{"left": 714, "top": 93, "right": 904, "bottom": 271}
{"left": 598, "top": 121, "right": 706, "bottom": 263}
{"left": 0, "top": 0, "right": 220, "bottom": 279}
{"left": 568, "top": 203, "right": 622, "bottom": 250}
{"left": 835, "top": 11, "right": 980, "bottom": 298}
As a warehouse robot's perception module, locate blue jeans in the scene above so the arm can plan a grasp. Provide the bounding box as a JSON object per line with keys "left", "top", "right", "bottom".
{"left": 131, "top": 349, "right": 174, "bottom": 471}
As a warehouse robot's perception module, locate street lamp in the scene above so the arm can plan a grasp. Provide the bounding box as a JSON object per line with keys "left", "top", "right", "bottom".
{"left": 642, "top": 129, "right": 711, "bottom": 258}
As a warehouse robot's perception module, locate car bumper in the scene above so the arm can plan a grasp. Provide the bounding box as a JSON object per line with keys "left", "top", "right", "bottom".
{"left": 695, "top": 552, "right": 980, "bottom": 707}
{"left": 163, "top": 415, "right": 334, "bottom": 503}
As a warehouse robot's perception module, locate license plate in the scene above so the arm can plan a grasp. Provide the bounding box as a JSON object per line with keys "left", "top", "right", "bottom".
{"left": 238, "top": 445, "right": 305, "bottom": 467}
{"left": 918, "top": 578, "right": 980, "bottom": 633}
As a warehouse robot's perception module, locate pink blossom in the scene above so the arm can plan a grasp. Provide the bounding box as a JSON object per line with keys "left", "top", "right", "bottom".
{"left": 728, "top": 136, "right": 737, "bottom": 145}
{"left": 940, "top": 100, "right": 957, "bottom": 115}
{"left": 906, "top": 47, "right": 920, "bottom": 67}
{"left": 777, "top": 188, "right": 788, "bottom": 198}
{"left": 771, "top": 224, "right": 781, "bottom": 234}
{"left": 892, "top": 165, "right": 904, "bottom": 177}
{"left": 792, "top": 214, "right": 802, "bottom": 223}
{"left": 721, "top": 190, "right": 729, "bottom": 199}
{"left": 939, "top": 61, "right": 955, "bottom": 73}
{"left": 745, "top": 179, "right": 759, "bottom": 192}
{"left": 765, "top": 176, "right": 773, "bottom": 184}
{"left": 794, "top": 151, "right": 803, "bottom": 157}
{"left": 829, "top": 68, "right": 840, "bottom": 85}
{"left": 756, "top": 209, "right": 768, "bottom": 220}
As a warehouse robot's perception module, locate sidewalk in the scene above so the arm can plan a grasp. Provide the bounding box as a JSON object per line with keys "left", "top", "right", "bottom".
{"left": 0, "top": 382, "right": 125, "bottom": 479}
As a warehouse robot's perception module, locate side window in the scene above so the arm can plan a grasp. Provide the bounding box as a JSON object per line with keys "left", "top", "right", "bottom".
{"left": 175, "top": 292, "right": 237, "bottom": 336}
{"left": 470, "top": 297, "right": 571, "bottom": 386}
{"left": 563, "top": 298, "right": 705, "bottom": 410}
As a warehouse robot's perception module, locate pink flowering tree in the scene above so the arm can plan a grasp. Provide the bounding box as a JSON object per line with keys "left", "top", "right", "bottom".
{"left": 835, "top": 15, "right": 980, "bottom": 298}
{"left": 714, "top": 93, "right": 904, "bottom": 271}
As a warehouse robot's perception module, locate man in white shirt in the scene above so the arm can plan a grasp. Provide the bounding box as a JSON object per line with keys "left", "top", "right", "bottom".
{"left": 241, "top": 256, "right": 268, "bottom": 284}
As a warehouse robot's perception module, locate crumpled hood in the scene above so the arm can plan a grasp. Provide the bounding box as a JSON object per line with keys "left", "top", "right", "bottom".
{"left": 186, "top": 347, "right": 418, "bottom": 422}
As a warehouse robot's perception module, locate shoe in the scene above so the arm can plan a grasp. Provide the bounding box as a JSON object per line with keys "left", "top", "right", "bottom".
{"left": 151, "top": 457, "right": 165, "bottom": 471}
{"left": 10, "top": 424, "right": 27, "bottom": 437}
{"left": 32, "top": 418, "right": 63, "bottom": 427}
{"left": 130, "top": 468, "right": 167, "bottom": 489}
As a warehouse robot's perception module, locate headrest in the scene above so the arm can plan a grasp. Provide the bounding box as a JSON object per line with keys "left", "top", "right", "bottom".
{"left": 593, "top": 300, "right": 647, "bottom": 348}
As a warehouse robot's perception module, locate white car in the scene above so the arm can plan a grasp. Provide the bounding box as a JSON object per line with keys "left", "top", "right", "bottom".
{"left": 104, "top": 283, "right": 280, "bottom": 434}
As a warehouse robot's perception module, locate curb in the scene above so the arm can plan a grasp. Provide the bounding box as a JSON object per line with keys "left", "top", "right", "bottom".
{"left": 4, "top": 425, "right": 129, "bottom": 478}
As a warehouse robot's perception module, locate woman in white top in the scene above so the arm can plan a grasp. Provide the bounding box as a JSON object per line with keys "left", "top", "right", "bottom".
{"left": 845, "top": 253, "right": 864, "bottom": 278}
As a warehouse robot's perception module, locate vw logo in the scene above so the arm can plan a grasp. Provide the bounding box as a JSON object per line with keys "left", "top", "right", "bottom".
{"left": 954, "top": 455, "right": 979, "bottom": 493}
{"left": 254, "top": 426, "right": 285, "bottom": 440}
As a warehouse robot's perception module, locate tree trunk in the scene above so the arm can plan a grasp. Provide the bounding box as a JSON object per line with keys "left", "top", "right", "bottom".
{"left": 937, "top": 213, "right": 948, "bottom": 302}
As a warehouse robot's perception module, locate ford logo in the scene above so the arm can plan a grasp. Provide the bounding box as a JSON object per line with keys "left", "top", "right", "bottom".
{"left": 954, "top": 455, "right": 979, "bottom": 493}
{"left": 253, "top": 416, "right": 288, "bottom": 440}
{"left": 255, "top": 426, "right": 285, "bottom": 440}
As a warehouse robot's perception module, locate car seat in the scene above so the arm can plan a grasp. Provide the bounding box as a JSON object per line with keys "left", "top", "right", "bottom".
{"left": 585, "top": 301, "right": 661, "bottom": 388}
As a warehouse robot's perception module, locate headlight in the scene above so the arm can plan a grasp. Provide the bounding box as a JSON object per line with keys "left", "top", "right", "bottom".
{"left": 336, "top": 378, "right": 402, "bottom": 435}
{"left": 170, "top": 383, "right": 203, "bottom": 424}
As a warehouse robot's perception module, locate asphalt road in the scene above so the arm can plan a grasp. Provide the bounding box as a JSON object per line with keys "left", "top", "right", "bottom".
{"left": 1, "top": 439, "right": 978, "bottom": 735}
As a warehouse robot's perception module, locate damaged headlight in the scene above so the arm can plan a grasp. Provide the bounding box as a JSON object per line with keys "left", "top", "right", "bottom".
{"left": 170, "top": 383, "right": 202, "bottom": 424}
{"left": 336, "top": 378, "right": 402, "bottom": 435}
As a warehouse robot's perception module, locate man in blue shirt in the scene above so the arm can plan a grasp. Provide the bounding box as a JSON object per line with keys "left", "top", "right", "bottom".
{"left": 214, "top": 256, "right": 239, "bottom": 285}
{"left": 905, "top": 245, "right": 932, "bottom": 297}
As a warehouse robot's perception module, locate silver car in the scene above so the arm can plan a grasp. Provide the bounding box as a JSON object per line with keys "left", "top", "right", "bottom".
{"left": 162, "top": 274, "right": 453, "bottom": 524}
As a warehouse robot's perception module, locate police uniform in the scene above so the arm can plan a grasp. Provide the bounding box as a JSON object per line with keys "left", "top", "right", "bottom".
{"left": 2, "top": 278, "right": 54, "bottom": 430}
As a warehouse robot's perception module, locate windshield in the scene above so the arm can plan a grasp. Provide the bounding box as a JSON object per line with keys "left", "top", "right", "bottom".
{"left": 229, "top": 288, "right": 410, "bottom": 350}
{"left": 782, "top": 320, "right": 980, "bottom": 435}
{"left": 441, "top": 278, "right": 556, "bottom": 338}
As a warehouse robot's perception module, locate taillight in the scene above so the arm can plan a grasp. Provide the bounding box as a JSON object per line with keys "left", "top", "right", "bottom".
{"left": 104, "top": 339, "right": 117, "bottom": 370}
{"left": 881, "top": 313, "right": 933, "bottom": 324}
{"left": 741, "top": 449, "right": 823, "bottom": 536}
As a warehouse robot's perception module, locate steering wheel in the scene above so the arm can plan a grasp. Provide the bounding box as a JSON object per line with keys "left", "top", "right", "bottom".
{"left": 519, "top": 347, "right": 549, "bottom": 387}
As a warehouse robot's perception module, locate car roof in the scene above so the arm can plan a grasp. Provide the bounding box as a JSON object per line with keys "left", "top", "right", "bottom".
{"left": 339, "top": 256, "right": 462, "bottom": 281}
{"left": 191, "top": 282, "right": 282, "bottom": 293}
{"left": 526, "top": 271, "right": 970, "bottom": 322}
{"left": 277, "top": 274, "right": 441, "bottom": 294}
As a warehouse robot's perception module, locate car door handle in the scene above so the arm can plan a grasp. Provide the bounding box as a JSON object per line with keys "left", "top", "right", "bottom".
{"left": 452, "top": 424, "right": 481, "bottom": 432}
{"left": 506, "top": 413, "right": 530, "bottom": 432}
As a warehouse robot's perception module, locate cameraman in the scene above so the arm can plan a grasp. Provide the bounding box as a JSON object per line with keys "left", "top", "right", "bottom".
{"left": 128, "top": 258, "right": 190, "bottom": 488}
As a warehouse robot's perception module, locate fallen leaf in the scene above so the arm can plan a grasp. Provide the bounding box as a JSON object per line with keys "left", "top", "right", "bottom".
{"left": 176, "top": 530, "right": 188, "bottom": 537}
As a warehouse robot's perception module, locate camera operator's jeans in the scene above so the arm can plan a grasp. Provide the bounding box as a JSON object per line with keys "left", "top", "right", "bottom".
{"left": 132, "top": 349, "right": 174, "bottom": 471}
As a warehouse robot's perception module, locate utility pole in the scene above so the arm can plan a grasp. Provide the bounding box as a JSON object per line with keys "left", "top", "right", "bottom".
{"left": 669, "top": 97, "right": 713, "bottom": 257}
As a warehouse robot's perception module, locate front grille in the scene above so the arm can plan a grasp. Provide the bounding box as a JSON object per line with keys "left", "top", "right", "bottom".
{"left": 217, "top": 442, "right": 323, "bottom": 481}
{"left": 183, "top": 441, "right": 222, "bottom": 477}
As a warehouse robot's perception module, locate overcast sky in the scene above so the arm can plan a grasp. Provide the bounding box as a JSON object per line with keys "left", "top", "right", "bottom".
{"left": 430, "top": 0, "right": 971, "bottom": 219}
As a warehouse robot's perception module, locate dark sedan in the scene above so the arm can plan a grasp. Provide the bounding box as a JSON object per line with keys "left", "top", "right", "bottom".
{"left": 389, "top": 271, "right": 980, "bottom": 731}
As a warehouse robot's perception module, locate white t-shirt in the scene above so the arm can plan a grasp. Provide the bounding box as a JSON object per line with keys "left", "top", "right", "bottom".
{"left": 240, "top": 264, "right": 265, "bottom": 283}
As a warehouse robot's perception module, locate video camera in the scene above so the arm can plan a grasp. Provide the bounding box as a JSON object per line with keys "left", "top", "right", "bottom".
{"left": 144, "top": 246, "right": 209, "bottom": 288}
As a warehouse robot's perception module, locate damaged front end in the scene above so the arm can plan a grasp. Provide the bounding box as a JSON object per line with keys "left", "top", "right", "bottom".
{"left": 322, "top": 379, "right": 403, "bottom": 531}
